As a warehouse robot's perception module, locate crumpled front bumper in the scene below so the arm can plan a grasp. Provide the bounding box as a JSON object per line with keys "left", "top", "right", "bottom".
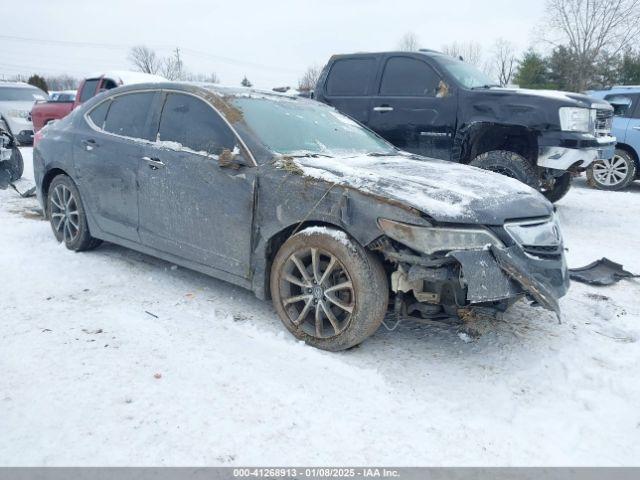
{"left": 451, "top": 245, "right": 570, "bottom": 317}
{"left": 537, "top": 132, "right": 616, "bottom": 171}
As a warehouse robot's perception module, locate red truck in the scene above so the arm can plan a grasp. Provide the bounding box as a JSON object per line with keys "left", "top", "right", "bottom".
{"left": 30, "top": 91, "right": 76, "bottom": 132}
{"left": 30, "top": 71, "right": 165, "bottom": 132}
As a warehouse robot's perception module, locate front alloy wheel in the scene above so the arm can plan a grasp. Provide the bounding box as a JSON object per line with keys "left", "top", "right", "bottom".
{"left": 587, "top": 150, "right": 637, "bottom": 190}
{"left": 270, "top": 227, "right": 388, "bottom": 351}
{"left": 279, "top": 247, "right": 355, "bottom": 338}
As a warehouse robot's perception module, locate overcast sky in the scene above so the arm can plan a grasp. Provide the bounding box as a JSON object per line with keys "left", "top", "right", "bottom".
{"left": 1, "top": 0, "right": 546, "bottom": 88}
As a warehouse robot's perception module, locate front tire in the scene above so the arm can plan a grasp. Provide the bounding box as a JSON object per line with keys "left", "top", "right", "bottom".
{"left": 47, "top": 175, "right": 102, "bottom": 251}
{"left": 541, "top": 172, "right": 572, "bottom": 203}
{"left": 470, "top": 150, "right": 540, "bottom": 190}
{"left": 586, "top": 149, "right": 637, "bottom": 191}
{"left": 7, "top": 148, "right": 23, "bottom": 181}
{"left": 270, "top": 227, "right": 388, "bottom": 351}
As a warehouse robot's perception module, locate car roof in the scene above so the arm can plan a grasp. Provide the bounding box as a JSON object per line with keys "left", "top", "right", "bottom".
{"left": 589, "top": 86, "right": 640, "bottom": 97}
{"left": 0, "top": 81, "right": 38, "bottom": 89}
{"left": 109, "top": 81, "right": 308, "bottom": 102}
{"left": 329, "top": 50, "right": 452, "bottom": 60}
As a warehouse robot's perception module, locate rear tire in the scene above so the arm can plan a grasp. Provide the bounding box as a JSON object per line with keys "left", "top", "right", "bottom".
{"left": 270, "top": 227, "right": 388, "bottom": 351}
{"left": 470, "top": 150, "right": 539, "bottom": 190}
{"left": 541, "top": 172, "right": 572, "bottom": 203}
{"left": 586, "top": 149, "right": 637, "bottom": 191}
{"left": 47, "top": 175, "right": 102, "bottom": 251}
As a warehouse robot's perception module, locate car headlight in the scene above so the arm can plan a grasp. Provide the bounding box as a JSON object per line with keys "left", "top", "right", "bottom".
{"left": 558, "top": 107, "right": 594, "bottom": 133}
{"left": 378, "top": 218, "right": 503, "bottom": 255}
{"left": 7, "top": 109, "right": 29, "bottom": 119}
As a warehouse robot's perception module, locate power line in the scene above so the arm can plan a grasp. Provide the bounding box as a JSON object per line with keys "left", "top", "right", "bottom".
{"left": 0, "top": 34, "right": 299, "bottom": 74}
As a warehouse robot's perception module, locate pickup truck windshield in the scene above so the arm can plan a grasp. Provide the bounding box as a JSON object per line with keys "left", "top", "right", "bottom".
{"left": 437, "top": 56, "right": 498, "bottom": 89}
{"left": 231, "top": 96, "right": 395, "bottom": 157}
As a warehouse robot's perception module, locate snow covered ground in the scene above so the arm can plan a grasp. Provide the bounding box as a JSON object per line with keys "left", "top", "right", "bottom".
{"left": 1, "top": 148, "right": 639, "bottom": 466}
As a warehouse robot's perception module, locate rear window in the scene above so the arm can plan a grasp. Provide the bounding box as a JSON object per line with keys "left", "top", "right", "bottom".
{"left": 326, "top": 58, "right": 375, "bottom": 96}
{"left": 88, "top": 100, "right": 110, "bottom": 129}
{"left": 79, "top": 79, "right": 100, "bottom": 103}
{"left": 103, "top": 92, "right": 155, "bottom": 140}
{"left": 379, "top": 57, "right": 441, "bottom": 96}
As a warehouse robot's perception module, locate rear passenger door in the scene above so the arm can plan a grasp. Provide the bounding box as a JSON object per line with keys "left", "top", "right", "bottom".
{"left": 320, "top": 57, "right": 377, "bottom": 125}
{"left": 367, "top": 55, "right": 457, "bottom": 160}
{"left": 137, "top": 91, "right": 256, "bottom": 278}
{"left": 75, "top": 91, "right": 158, "bottom": 242}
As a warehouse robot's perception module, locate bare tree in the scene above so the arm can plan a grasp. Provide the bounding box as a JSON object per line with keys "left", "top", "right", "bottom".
{"left": 490, "top": 38, "right": 517, "bottom": 86}
{"left": 161, "top": 48, "right": 184, "bottom": 81}
{"left": 185, "top": 72, "right": 220, "bottom": 83}
{"left": 45, "top": 74, "right": 79, "bottom": 91}
{"left": 398, "top": 32, "right": 420, "bottom": 51}
{"left": 543, "top": 0, "right": 640, "bottom": 90}
{"left": 128, "top": 46, "right": 160, "bottom": 74}
{"left": 298, "top": 64, "right": 321, "bottom": 92}
{"left": 441, "top": 41, "right": 483, "bottom": 66}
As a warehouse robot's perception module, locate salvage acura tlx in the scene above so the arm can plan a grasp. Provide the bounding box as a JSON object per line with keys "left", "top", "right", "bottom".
{"left": 33, "top": 83, "right": 570, "bottom": 351}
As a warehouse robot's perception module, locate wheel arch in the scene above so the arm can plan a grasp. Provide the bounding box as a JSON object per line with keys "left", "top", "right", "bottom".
{"left": 41, "top": 167, "right": 71, "bottom": 216}
{"left": 454, "top": 122, "right": 538, "bottom": 165}
{"left": 258, "top": 220, "right": 353, "bottom": 301}
{"left": 615, "top": 143, "right": 640, "bottom": 170}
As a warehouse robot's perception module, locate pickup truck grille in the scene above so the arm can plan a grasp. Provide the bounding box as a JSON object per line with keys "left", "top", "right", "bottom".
{"left": 595, "top": 109, "right": 613, "bottom": 137}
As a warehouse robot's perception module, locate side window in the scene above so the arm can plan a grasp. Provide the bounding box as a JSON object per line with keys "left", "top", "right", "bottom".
{"left": 101, "top": 79, "right": 118, "bottom": 91}
{"left": 157, "top": 93, "right": 236, "bottom": 156}
{"left": 379, "top": 57, "right": 441, "bottom": 97}
{"left": 631, "top": 94, "right": 640, "bottom": 119}
{"left": 79, "top": 79, "right": 99, "bottom": 103}
{"left": 604, "top": 94, "right": 633, "bottom": 117}
{"left": 326, "top": 58, "right": 375, "bottom": 96}
{"left": 88, "top": 100, "right": 110, "bottom": 129}
{"left": 103, "top": 92, "right": 155, "bottom": 140}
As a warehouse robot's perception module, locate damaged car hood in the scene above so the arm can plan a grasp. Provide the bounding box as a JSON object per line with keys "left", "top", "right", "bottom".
{"left": 289, "top": 154, "right": 552, "bottom": 225}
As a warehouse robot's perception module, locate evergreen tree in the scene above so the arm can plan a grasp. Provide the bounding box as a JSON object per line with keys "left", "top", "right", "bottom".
{"left": 514, "top": 50, "right": 553, "bottom": 90}
{"left": 241, "top": 76, "right": 253, "bottom": 88}
{"left": 620, "top": 51, "right": 640, "bottom": 85}
{"left": 547, "top": 46, "right": 577, "bottom": 91}
{"left": 27, "top": 74, "right": 48, "bottom": 93}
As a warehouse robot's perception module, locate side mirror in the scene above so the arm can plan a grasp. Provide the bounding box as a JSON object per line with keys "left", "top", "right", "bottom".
{"left": 218, "top": 147, "right": 248, "bottom": 169}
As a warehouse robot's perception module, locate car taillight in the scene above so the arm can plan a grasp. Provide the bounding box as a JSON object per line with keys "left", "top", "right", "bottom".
{"left": 33, "top": 129, "right": 44, "bottom": 147}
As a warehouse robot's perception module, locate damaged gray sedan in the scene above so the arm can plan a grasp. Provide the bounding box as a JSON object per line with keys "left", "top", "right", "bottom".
{"left": 33, "top": 83, "right": 569, "bottom": 351}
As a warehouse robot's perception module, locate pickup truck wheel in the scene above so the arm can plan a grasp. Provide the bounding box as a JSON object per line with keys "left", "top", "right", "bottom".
{"left": 270, "top": 227, "right": 388, "bottom": 351}
{"left": 586, "top": 150, "right": 636, "bottom": 191}
{"left": 7, "top": 147, "right": 23, "bottom": 181}
{"left": 541, "top": 172, "right": 572, "bottom": 203}
{"left": 470, "top": 150, "right": 539, "bottom": 190}
{"left": 47, "top": 175, "right": 102, "bottom": 251}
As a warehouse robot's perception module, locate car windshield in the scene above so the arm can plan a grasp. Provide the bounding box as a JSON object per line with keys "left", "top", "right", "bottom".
{"left": 230, "top": 96, "right": 396, "bottom": 157}
{"left": 437, "top": 56, "right": 498, "bottom": 89}
{"left": 0, "top": 87, "right": 47, "bottom": 102}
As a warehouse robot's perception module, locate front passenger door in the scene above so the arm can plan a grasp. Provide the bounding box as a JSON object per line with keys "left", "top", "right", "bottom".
{"left": 138, "top": 92, "right": 256, "bottom": 278}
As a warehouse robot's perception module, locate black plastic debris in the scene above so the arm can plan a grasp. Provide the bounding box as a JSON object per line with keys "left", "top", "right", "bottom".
{"left": 569, "top": 258, "right": 639, "bottom": 286}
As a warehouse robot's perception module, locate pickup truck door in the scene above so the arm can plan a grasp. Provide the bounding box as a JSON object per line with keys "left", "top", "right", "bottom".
{"left": 367, "top": 55, "right": 457, "bottom": 160}
{"left": 625, "top": 95, "right": 640, "bottom": 153}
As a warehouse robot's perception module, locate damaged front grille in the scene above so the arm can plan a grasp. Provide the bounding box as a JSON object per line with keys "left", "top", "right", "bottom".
{"left": 504, "top": 216, "right": 563, "bottom": 261}
{"left": 521, "top": 244, "right": 563, "bottom": 260}
{"left": 595, "top": 109, "right": 613, "bottom": 137}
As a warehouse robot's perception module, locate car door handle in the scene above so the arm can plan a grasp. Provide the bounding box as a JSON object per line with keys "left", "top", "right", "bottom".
{"left": 82, "top": 138, "right": 98, "bottom": 150}
{"left": 142, "top": 156, "right": 165, "bottom": 170}
{"left": 373, "top": 106, "right": 394, "bottom": 112}
{"left": 633, "top": 126, "right": 640, "bottom": 131}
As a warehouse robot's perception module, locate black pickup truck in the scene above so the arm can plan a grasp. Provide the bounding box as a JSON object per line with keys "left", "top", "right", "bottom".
{"left": 315, "top": 50, "right": 616, "bottom": 201}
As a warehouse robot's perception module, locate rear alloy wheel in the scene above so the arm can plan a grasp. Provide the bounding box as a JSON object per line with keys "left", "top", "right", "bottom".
{"left": 587, "top": 150, "right": 637, "bottom": 191}
{"left": 270, "top": 227, "right": 388, "bottom": 351}
{"left": 47, "top": 175, "right": 102, "bottom": 251}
